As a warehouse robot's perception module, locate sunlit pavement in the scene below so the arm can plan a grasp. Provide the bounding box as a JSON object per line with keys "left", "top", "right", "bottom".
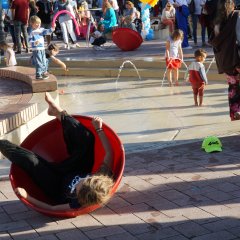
{"left": 1, "top": 39, "right": 240, "bottom": 239}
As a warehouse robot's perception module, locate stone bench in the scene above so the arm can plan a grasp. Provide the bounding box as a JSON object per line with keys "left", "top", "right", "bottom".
{"left": 0, "top": 66, "right": 57, "bottom": 93}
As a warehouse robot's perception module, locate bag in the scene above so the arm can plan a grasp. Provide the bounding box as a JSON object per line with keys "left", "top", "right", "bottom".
{"left": 188, "top": 0, "right": 195, "bottom": 14}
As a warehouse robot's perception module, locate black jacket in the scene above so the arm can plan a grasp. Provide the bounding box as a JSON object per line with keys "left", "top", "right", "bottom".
{"left": 210, "top": 11, "right": 240, "bottom": 75}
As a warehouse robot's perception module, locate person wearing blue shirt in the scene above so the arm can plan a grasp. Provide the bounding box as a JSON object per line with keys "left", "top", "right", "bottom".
{"left": 101, "top": 1, "right": 117, "bottom": 33}
{"left": 29, "top": 15, "right": 55, "bottom": 80}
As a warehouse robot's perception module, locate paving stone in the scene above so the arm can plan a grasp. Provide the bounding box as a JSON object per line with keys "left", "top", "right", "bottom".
{"left": 137, "top": 227, "right": 180, "bottom": 240}
{"left": 28, "top": 235, "right": 58, "bottom": 240}
{"left": 72, "top": 214, "right": 103, "bottom": 231}
{"left": 0, "top": 232, "right": 12, "bottom": 240}
{"left": 56, "top": 229, "right": 89, "bottom": 240}
{"left": 191, "top": 230, "right": 236, "bottom": 240}
{"left": 228, "top": 226, "right": 240, "bottom": 237}
{"left": 84, "top": 226, "right": 126, "bottom": 239}
{"left": 202, "top": 218, "right": 240, "bottom": 232}
{"left": 0, "top": 220, "right": 29, "bottom": 232}
{"left": 105, "top": 232, "right": 137, "bottom": 240}
{"left": 173, "top": 221, "right": 210, "bottom": 238}
{"left": 9, "top": 226, "right": 39, "bottom": 240}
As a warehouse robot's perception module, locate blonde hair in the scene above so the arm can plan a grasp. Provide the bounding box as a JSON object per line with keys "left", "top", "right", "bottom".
{"left": 104, "top": 2, "right": 112, "bottom": 9}
{"left": 0, "top": 41, "right": 11, "bottom": 50}
{"left": 171, "top": 29, "right": 183, "bottom": 41}
{"left": 165, "top": 2, "right": 173, "bottom": 9}
{"left": 125, "top": 1, "right": 134, "bottom": 8}
{"left": 30, "top": 15, "right": 41, "bottom": 24}
{"left": 77, "top": 174, "right": 114, "bottom": 207}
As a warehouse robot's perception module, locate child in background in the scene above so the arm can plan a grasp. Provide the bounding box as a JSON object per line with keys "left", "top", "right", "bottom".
{"left": 165, "top": 29, "right": 183, "bottom": 86}
{"left": 121, "top": 15, "right": 137, "bottom": 32}
{"left": 0, "top": 42, "right": 17, "bottom": 67}
{"left": 29, "top": 15, "right": 55, "bottom": 80}
{"left": 187, "top": 49, "right": 208, "bottom": 106}
{"left": 90, "top": 23, "right": 107, "bottom": 51}
{"left": 161, "top": 2, "right": 175, "bottom": 34}
{"left": 45, "top": 43, "right": 67, "bottom": 72}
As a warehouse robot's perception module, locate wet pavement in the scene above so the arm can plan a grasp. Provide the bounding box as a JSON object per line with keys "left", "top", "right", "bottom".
{"left": 1, "top": 38, "right": 240, "bottom": 239}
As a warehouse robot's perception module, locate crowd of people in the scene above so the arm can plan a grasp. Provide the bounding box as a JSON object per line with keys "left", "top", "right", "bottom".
{"left": 0, "top": 0, "right": 240, "bottom": 117}
{"left": 0, "top": 0, "right": 239, "bottom": 212}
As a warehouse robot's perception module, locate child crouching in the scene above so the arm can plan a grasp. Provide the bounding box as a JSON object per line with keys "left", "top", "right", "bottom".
{"left": 46, "top": 43, "right": 67, "bottom": 72}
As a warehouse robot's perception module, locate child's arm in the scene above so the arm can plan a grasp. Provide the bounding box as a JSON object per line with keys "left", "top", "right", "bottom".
{"left": 42, "top": 27, "right": 55, "bottom": 36}
{"left": 199, "top": 66, "right": 208, "bottom": 84}
{"left": 91, "top": 117, "right": 113, "bottom": 172}
{"left": 15, "top": 187, "right": 71, "bottom": 211}
{"left": 165, "top": 41, "right": 170, "bottom": 60}
{"left": 178, "top": 44, "right": 183, "bottom": 62}
{"left": 50, "top": 56, "right": 67, "bottom": 71}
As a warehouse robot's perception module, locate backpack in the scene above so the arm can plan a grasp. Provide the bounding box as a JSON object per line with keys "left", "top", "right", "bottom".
{"left": 188, "top": 0, "right": 195, "bottom": 14}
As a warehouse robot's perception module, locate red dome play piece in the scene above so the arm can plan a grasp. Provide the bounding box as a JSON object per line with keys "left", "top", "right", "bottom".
{"left": 112, "top": 28, "right": 143, "bottom": 51}
{"left": 9, "top": 115, "right": 125, "bottom": 218}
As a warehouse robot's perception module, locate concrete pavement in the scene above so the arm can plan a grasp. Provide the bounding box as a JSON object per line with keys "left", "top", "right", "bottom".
{"left": 1, "top": 38, "right": 240, "bottom": 239}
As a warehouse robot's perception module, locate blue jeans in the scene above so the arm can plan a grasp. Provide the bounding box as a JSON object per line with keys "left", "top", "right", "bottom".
{"left": 191, "top": 14, "right": 206, "bottom": 44}
{"left": 13, "top": 20, "right": 28, "bottom": 51}
{"left": 32, "top": 50, "right": 47, "bottom": 77}
{"left": 176, "top": 9, "right": 189, "bottom": 47}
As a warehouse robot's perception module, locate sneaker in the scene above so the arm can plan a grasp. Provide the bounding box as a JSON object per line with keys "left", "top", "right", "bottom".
{"left": 42, "top": 74, "right": 49, "bottom": 80}
{"left": 64, "top": 44, "right": 70, "bottom": 50}
{"left": 74, "top": 43, "right": 81, "bottom": 48}
{"left": 93, "top": 45, "right": 102, "bottom": 51}
{"left": 36, "top": 75, "right": 43, "bottom": 80}
{"left": 182, "top": 46, "right": 193, "bottom": 50}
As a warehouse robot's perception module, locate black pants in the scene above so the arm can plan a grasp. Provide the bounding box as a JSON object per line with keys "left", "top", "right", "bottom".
{"left": 92, "top": 37, "right": 107, "bottom": 47}
{"left": 0, "top": 113, "right": 95, "bottom": 202}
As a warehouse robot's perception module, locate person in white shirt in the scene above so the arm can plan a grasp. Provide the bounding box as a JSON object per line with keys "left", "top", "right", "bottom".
{"left": 165, "top": 29, "right": 184, "bottom": 86}
{"left": 161, "top": 2, "right": 176, "bottom": 34}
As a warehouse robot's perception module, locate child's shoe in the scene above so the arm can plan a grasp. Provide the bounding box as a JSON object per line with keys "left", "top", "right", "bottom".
{"left": 36, "top": 75, "right": 43, "bottom": 80}
{"left": 42, "top": 73, "right": 49, "bottom": 80}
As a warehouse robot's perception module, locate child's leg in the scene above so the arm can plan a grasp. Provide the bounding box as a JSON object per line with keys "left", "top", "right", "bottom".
{"left": 0, "top": 140, "right": 61, "bottom": 201}
{"left": 32, "top": 50, "right": 45, "bottom": 77}
{"left": 192, "top": 87, "right": 198, "bottom": 106}
{"left": 198, "top": 85, "right": 204, "bottom": 106}
{"left": 41, "top": 50, "right": 48, "bottom": 74}
{"left": 173, "top": 68, "right": 179, "bottom": 86}
{"left": 167, "top": 69, "right": 173, "bottom": 86}
{"left": 45, "top": 93, "right": 95, "bottom": 174}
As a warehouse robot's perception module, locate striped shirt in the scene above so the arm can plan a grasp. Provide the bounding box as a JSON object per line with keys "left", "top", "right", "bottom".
{"left": 29, "top": 27, "right": 54, "bottom": 51}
